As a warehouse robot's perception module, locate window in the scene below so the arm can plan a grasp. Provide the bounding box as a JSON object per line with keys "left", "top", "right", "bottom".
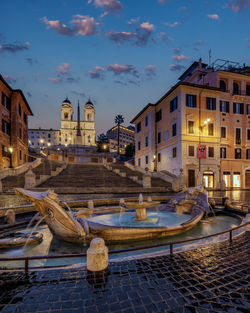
{"left": 19, "top": 128, "right": 22, "bottom": 139}
{"left": 136, "top": 122, "right": 141, "bottom": 133}
{"left": 220, "top": 101, "right": 229, "bottom": 113}
{"left": 247, "top": 129, "right": 250, "bottom": 141}
{"left": 170, "top": 97, "right": 178, "bottom": 112}
{"left": 64, "top": 113, "right": 68, "bottom": 119}
{"left": 173, "top": 147, "right": 177, "bottom": 158}
{"left": 220, "top": 147, "right": 227, "bottom": 158}
{"left": 246, "top": 104, "right": 250, "bottom": 115}
{"left": 208, "top": 147, "right": 214, "bottom": 158}
{"left": 155, "top": 110, "right": 162, "bottom": 122}
{"left": 188, "top": 121, "right": 194, "bottom": 134}
{"left": 186, "top": 94, "right": 197, "bottom": 108}
{"left": 24, "top": 112, "right": 27, "bottom": 124}
{"left": 223, "top": 171, "right": 230, "bottom": 187}
{"left": 163, "top": 130, "right": 169, "bottom": 141}
{"left": 233, "top": 172, "right": 240, "bottom": 187}
{"left": 145, "top": 136, "right": 148, "bottom": 147}
{"left": 138, "top": 141, "right": 141, "bottom": 151}
{"left": 220, "top": 80, "right": 226, "bottom": 92}
{"left": 208, "top": 123, "right": 214, "bottom": 136}
{"left": 145, "top": 116, "right": 148, "bottom": 127}
{"left": 145, "top": 155, "right": 148, "bottom": 164}
{"left": 157, "top": 132, "right": 161, "bottom": 144}
{"left": 138, "top": 158, "right": 141, "bottom": 166}
{"left": 158, "top": 153, "right": 161, "bottom": 162}
{"left": 18, "top": 103, "right": 22, "bottom": 116}
{"left": 233, "top": 103, "right": 244, "bottom": 114}
{"left": 48, "top": 134, "right": 51, "bottom": 138}
{"left": 2, "top": 119, "right": 10, "bottom": 135}
{"left": 1, "top": 92, "right": 11, "bottom": 110}
{"left": 233, "top": 82, "right": 239, "bottom": 95}
{"left": 172, "top": 123, "right": 177, "bottom": 137}
{"left": 188, "top": 146, "right": 194, "bottom": 157}
{"left": 19, "top": 150, "right": 22, "bottom": 160}
{"left": 221, "top": 127, "right": 226, "bottom": 139}
{"left": 235, "top": 148, "right": 241, "bottom": 159}
{"left": 247, "top": 149, "right": 250, "bottom": 159}
{"left": 206, "top": 97, "right": 216, "bottom": 110}
{"left": 246, "top": 85, "right": 250, "bottom": 96}
{"left": 235, "top": 128, "right": 241, "bottom": 145}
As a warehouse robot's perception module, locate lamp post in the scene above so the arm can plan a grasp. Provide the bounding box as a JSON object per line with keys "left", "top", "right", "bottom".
{"left": 153, "top": 154, "right": 156, "bottom": 172}
{"left": 9, "top": 147, "right": 13, "bottom": 168}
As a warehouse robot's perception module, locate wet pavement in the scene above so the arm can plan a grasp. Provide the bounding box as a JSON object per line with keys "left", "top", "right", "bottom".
{"left": 0, "top": 233, "right": 249, "bottom": 313}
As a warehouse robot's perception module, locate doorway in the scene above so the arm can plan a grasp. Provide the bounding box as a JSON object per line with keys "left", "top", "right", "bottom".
{"left": 203, "top": 171, "right": 214, "bottom": 188}
{"left": 188, "top": 169, "right": 195, "bottom": 187}
{"left": 245, "top": 170, "right": 250, "bottom": 188}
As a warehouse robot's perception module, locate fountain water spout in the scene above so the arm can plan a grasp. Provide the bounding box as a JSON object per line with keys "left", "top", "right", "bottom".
{"left": 139, "top": 193, "right": 143, "bottom": 204}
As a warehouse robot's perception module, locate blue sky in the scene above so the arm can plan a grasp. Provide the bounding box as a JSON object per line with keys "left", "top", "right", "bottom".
{"left": 0, "top": 0, "right": 249, "bottom": 135}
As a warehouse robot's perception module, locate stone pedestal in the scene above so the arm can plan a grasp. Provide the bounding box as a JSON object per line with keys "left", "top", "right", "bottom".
{"left": 143, "top": 172, "right": 151, "bottom": 188}
{"left": 5, "top": 209, "right": 15, "bottom": 225}
{"left": 88, "top": 200, "right": 94, "bottom": 213}
{"left": 25, "top": 168, "right": 36, "bottom": 188}
{"left": 135, "top": 207, "right": 147, "bottom": 220}
{"left": 87, "top": 238, "right": 108, "bottom": 272}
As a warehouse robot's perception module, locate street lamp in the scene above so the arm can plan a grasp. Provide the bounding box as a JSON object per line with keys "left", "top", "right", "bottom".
{"left": 153, "top": 154, "right": 156, "bottom": 171}
{"left": 9, "top": 147, "right": 13, "bottom": 168}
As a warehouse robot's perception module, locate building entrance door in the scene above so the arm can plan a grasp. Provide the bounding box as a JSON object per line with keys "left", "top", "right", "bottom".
{"left": 203, "top": 171, "right": 214, "bottom": 188}
{"left": 188, "top": 170, "right": 195, "bottom": 187}
{"left": 245, "top": 170, "right": 250, "bottom": 188}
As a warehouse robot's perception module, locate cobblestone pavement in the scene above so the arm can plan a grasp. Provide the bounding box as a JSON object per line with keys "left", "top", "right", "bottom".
{"left": 0, "top": 233, "right": 249, "bottom": 313}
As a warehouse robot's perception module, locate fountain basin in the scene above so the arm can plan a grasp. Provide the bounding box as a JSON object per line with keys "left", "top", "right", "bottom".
{"left": 0, "top": 232, "right": 43, "bottom": 248}
{"left": 87, "top": 207, "right": 204, "bottom": 242}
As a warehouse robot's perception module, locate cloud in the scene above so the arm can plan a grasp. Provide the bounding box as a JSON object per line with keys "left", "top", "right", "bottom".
{"left": 169, "top": 64, "right": 185, "bottom": 71}
{"left": 48, "top": 77, "right": 62, "bottom": 83}
{"left": 26, "top": 58, "right": 38, "bottom": 65}
{"left": 27, "top": 92, "right": 32, "bottom": 97}
{"left": 91, "top": 0, "right": 123, "bottom": 13}
{"left": 226, "top": 0, "right": 250, "bottom": 12}
{"left": 41, "top": 16, "right": 99, "bottom": 37}
{"left": 207, "top": 14, "right": 219, "bottom": 20}
{"left": 57, "top": 63, "right": 71, "bottom": 75}
{"left": 172, "top": 54, "right": 187, "bottom": 61}
{"left": 0, "top": 42, "right": 30, "bottom": 54}
{"left": 128, "top": 18, "right": 138, "bottom": 25}
{"left": 158, "top": 32, "right": 174, "bottom": 42}
{"left": 144, "top": 65, "right": 156, "bottom": 77}
{"left": 106, "top": 21, "right": 155, "bottom": 46}
{"left": 107, "top": 64, "right": 139, "bottom": 77}
{"left": 114, "top": 80, "right": 127, "bottom": 86}
{"left": 164, "top": 21, "right": 181, "bottom": 27}
{"left": 173, "top": 48, "right": 181, "bottom": 54}
{"left": 71, "top": 91, "right": 85, "bottom": 98}
{"left": 3, "top": 75, "right": 17, "bottom": 84}
{"left": 88, "top": 66, "right": 105, "bottom": 79}
{"left": 66, "top": 77, "right": 80, "bottom": 83}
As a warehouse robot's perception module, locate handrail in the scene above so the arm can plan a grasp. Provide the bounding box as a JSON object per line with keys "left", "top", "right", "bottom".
{"left": 0, "top": 222, "right": 248, "bottom": 274}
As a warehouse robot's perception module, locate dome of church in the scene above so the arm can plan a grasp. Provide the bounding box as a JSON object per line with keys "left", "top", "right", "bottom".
{"left": 61, "top": 97, "right": 72, "bottom": 108}
{"left": 85, "top": 98, "right": 94, "bottom": 109}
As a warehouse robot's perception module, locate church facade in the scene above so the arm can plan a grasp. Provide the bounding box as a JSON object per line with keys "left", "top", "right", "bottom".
{"left": 28, "top": 98, "right": 96, "bottom": 148}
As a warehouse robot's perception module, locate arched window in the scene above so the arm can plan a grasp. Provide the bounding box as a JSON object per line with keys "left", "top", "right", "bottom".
{"left": 219, "top": 80, "right": 226, "bottom": 92}
{"left": 233, "top": 82, "right": 239, "bottom": 95}
{"left": 64, "top": 113, "right": 68, "bottom": 120}
{"left": 87, "top": 114, "right": 91, "bottom": 121}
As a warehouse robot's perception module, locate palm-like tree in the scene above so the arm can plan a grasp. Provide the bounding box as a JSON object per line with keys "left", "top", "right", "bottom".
{"left": 115, "top": 114, "right": 124, "bottom": 155}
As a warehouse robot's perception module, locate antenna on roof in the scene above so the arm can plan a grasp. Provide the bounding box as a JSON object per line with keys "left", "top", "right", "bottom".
{"left": 209, "top": 49, "right": 211, "bottom": 66}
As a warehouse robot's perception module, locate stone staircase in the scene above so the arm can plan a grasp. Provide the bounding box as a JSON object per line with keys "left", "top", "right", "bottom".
{"left": 38, "top": 163, "right": 140, "bottom": 188}
{"left": 1, "top": 159, "right": 63, "bottom": 192}
{"left": 109, "top": 163, "right": 172, "bottom": 188}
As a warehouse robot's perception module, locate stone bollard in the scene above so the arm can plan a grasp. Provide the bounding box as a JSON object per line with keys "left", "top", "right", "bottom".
{"left": 88, "top": 200, "right": 94, "bottom": 213}
{"left": 5, "top": 209, "right": 16, "bottom": 225}
{"left": 245, "top": 214, "right": 250, "bottom": 232}
{"left": 25, "top": 168, "right": 36, "bottom": 188}
{"left": 142, "top": 170, "right": 151, "bottom": 188}
{"left": 87, "top": 238, "right": 108, "bottom": 272}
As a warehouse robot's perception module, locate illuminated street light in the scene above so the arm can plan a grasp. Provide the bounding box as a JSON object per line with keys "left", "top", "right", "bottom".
{"left": 48, "top": 142, "right": 51, "bottom": 147}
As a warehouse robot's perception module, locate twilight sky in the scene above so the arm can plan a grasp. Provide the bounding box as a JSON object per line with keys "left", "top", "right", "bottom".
{"left": 0, "top": 0, "right": 249, "bottom": 135}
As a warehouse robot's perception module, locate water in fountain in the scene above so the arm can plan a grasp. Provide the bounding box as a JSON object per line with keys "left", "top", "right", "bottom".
{"left": 62, "top": 201, "right": 73, "bottom": 217}
{"left": 24, "top": 212, "right": 40, "bottom": 233}
{"left": 24, "top": 215, "right": 48, "bottom": 248}
{"left": 139, "top": 193, "right": 143, "bottom": 204}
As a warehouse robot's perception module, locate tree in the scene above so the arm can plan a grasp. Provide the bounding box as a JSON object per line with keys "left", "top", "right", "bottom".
{"left": 125, "top": 143, "right": 135, "bottom": 158}
{"left": 97, "top": 133, "right": 108, "bottom": 152}
{"left": 114, "top": 114, "right": 124, "bottom": 155}
{"left": 97, "top": 133, "right": 108, "bottom": 143}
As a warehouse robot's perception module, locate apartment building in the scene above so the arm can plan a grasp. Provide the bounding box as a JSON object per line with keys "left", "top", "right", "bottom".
{"left": 131, "top": 59, "right": 250, "bottom": 189}
{"left": 106, "top": 125, "right": 135, "bottom": 154}
{"left": 0, "top": 75, "right": 33, "bottom": 169}
{"left": 28, "top": 128, "right": 59, "bottom": 148}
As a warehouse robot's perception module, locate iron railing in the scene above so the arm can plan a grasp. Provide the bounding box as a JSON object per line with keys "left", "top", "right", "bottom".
{"left": 0, "top": 222, "right": 248, "bottom": 274}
